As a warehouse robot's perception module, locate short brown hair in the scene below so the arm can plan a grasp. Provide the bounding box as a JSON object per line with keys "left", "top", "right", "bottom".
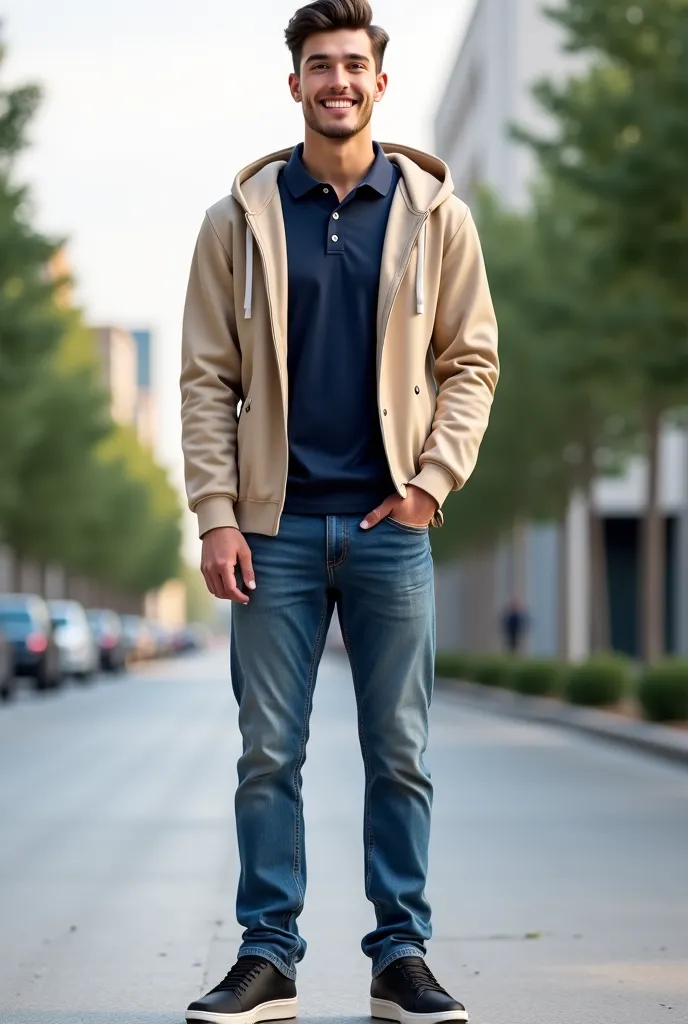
{"left": 285, "top": 0, "right": 389, "bottom": 74}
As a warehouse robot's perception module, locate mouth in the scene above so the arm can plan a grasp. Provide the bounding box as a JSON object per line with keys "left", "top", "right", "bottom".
{"left": 320, "top": 98, "right": 358, "bottom": 111}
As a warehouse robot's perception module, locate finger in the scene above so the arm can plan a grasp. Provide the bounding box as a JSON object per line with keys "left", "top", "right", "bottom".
{"left": 201, "top": 565, "right": 218, "bottom": 598}
{"left": 237, "top": 546, "right": 256, "bottom": 591}
{"left": 360, "top": 495, "right": 398, "bottom": 530}
{"left": 218, "top": 564, "right": 250, "bottom": 605}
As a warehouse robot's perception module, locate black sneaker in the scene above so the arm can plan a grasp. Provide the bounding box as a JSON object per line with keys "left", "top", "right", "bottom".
{"left": 186, "top": 955, "right": 298, "bottom": 1024}
{"left": 371, "top": 956, "right": 468, "bottom": 1023}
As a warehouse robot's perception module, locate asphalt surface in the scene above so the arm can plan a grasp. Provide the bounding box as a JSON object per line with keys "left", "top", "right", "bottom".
{"left": 1, "top": 644, "right": 687, "bottom": 1024}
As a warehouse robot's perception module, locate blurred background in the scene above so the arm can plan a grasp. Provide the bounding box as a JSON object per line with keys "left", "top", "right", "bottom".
{"left": 1, "top": 0, "right": 687, "bottom": 682}
{"left": 0, "top": 0, "right": 476, "bottom": 690}
{"left": 2, "top": 4, "right": 688, "bottom": 1022}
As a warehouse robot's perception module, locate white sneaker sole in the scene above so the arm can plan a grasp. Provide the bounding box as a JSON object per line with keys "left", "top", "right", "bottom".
{"left": 370, "top": 997, "right": 469, "bottom": 1024}
{"left": 186, "top": 996, "right": 298, "bottom": 1024}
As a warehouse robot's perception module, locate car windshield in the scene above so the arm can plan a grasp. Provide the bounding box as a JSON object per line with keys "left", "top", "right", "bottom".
{"left": 0, "top": 610, "right": 32, "bottom": 626}
{"left": 51, "top": 617, "right": 69, "bottom": 628}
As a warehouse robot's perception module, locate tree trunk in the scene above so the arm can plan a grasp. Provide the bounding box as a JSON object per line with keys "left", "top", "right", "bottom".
{"left": 581, "top": 439, "right": 610, "bottom": 654}
{"left": 589, "top": 511, "right": 611, "bottom": 651}
{"left": 584, "top": 447, "right": 610, "bottom": 653}
{"left": 641, "top": 407, "right": 664, "bottom": 664}
{"left": 557, "top": 512, "right": 569, "bottom": 660}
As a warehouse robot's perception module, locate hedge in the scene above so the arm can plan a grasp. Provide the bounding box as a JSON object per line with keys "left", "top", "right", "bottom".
{"left": 511, "top": 658, "right": 563, "bottom": 697}
{"left": 563, "top": 655, "right": 632, "bottom": 707}
{"left": 638, "top": 661, "right": 688, "bottom": 723}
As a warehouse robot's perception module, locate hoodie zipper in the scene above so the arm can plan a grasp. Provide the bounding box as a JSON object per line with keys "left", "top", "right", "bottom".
{"left": 377, "top": 212, "right": 429, "bottom": 493}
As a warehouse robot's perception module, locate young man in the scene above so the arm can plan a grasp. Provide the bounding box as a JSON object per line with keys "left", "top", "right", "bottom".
{"left": 180, "top": 1, "right": 498, "bottom": 1021}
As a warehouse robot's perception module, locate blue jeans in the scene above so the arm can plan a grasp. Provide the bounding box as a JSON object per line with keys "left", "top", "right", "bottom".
{"left": 230, "top": 513, "right": 435, "bottom": 980}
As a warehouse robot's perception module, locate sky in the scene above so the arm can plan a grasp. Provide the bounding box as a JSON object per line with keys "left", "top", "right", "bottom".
{"left": 4, "top": 0, "right": 474, "bottom": 559}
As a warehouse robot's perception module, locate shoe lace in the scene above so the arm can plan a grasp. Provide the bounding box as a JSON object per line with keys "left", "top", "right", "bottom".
{"left": 398, "top": 959, "right": 447, "bottom": 996}
{"left": 214, "top": 956, "right": 267, "bottom": 995}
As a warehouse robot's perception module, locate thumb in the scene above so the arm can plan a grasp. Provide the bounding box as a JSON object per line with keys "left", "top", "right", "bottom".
{"left": 360, "top": 495, "right": 398, "bottom": 530}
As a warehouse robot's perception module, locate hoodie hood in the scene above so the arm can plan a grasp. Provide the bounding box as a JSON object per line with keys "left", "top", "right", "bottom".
{"left": 231, "top": 142, "right": 455, "bottom": 216}
{"left": 233, "top": 143, "right": 455, "bottom": 321}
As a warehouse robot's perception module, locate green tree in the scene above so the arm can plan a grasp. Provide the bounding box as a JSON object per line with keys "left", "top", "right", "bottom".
{"left": 433, "top": 190, "right": 565, "bottom": 565}
{"left": 0, "top": 32, "right": 182, "bottom": 598}
{"left": 85, "top": 427, "right": 182, "bottom": 594}
{"left": 0, "top": 48, "right": 63, "bottom": 529}
{"left": 516, "top": 0, "right": 688, "bottom": 661}
{"left": 2, "top": 357, "right": 110, "bottom": 573}
{"left": 525, "top": 178, "right": 639, "bottom": 650}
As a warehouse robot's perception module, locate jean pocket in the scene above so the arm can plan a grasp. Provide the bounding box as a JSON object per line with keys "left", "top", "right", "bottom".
{"left": 385, "top": 516, "right": 429, "bottom": 535}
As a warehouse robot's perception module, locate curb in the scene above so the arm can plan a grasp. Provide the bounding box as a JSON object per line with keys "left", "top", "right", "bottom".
{"left": 436, "top": 677, "right": 688, "bottom": 769}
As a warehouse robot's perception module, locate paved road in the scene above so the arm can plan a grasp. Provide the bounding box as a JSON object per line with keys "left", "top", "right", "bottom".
{"left": 1, "top": 645, "right": 687, "bottom": 1024}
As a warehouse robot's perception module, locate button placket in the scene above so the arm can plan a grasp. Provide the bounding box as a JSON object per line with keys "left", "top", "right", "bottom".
{"left": 325, "top": 199, "right": 345, "bottom": 253}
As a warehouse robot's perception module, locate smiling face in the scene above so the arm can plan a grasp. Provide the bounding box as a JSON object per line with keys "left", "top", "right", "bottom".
{"left": 289, "top": 29, "right": 387, "bottom": 140}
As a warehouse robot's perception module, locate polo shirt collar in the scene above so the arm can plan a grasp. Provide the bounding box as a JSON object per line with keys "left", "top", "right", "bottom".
{"left": 282, "top": 141, "right": 395, "bottom": 199}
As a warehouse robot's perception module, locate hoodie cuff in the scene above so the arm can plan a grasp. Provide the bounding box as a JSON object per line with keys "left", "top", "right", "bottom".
{"left": 408, "top": 463, "right": 456, "bottom": 513}
{"left": 195, "top": 495, "right": 239, "bottom": 538}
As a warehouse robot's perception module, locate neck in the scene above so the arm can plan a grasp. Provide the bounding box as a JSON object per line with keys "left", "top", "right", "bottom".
{"left": 301, "top": 126, "right": 376, "bottom": 198}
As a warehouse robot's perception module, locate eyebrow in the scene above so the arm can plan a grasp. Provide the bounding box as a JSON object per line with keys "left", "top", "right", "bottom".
{"left": 305, "top": 52, "right": 371, "bottom": 65}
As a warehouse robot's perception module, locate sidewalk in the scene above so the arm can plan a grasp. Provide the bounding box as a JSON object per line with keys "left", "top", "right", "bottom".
{"left": 436, "top": 676, "right": 688, "bottom": 768}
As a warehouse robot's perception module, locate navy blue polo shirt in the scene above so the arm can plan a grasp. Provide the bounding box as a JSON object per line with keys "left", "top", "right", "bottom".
{"left": 278, "top": 142, "right": 400, "bottom": 516}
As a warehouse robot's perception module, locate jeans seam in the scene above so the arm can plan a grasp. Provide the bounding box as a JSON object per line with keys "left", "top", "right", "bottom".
{"left": 341, "top": 614, "right": 379, "bottom": 915}
{"left": 239, "top": 945, "right": 297, "bottom": 981}
{"left": 288, "top": 599, "right": 329, "bottom": 954}
{"left": 330, "top": 516, "right": 349, "bottom": 568}
{"left": 326, "top": 517, "right": 348, "bottom": 584}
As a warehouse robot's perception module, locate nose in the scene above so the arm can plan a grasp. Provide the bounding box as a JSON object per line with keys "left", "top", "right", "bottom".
{"left": 328, "top": 64, "right": 350, "bottom": 91}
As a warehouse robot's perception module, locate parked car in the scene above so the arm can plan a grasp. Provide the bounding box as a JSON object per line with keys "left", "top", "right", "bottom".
{"left": 148, "top": 622, "right": 175, "bottom": 659}
{"left": 0, "top": 594, "right": 62, "bottom": 690}
{"left": 173, "top": 623, "right": 213, "bottom": 653}
{"left": 121, "top": 615, "right": 155, "bottom": 662}
{"left": 48, "top": 600, "right": 99, "bottom": 681}
{"left": 0, "top": 627, "right": 16, "bottom": 701}
{"left": 86, "top": 609, "right": 127, "bottom": 673}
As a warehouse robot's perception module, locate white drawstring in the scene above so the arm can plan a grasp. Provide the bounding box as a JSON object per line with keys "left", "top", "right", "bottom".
{"left": 416, "top": 221, "right": 426, "bottom": 315}
{"left": 245, "top": 218, "right": 425, "bottom": 318}
{"left": 244, "top": 224, "right": 254, "bottom": 319}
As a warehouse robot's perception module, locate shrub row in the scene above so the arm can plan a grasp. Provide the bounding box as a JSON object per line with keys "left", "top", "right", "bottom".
{"left": 435, "top": 651, "right": 688, "bottom": 724}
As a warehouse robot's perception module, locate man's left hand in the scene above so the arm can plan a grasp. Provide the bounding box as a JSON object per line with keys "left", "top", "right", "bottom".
{"left": 360, "top": 485, "right": 438, "bottom": 530}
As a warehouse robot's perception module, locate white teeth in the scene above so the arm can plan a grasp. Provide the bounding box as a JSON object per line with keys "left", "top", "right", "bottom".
{"left": 323, "top": 100, "right": 354, "bottom": 108}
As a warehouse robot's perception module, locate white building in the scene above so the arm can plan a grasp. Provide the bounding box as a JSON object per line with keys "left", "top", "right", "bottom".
{"left": 433, "top": 0, "right": 688, "bottom": 658}
{"left": 95, "top": 326, "right": 139, "bottom": 429}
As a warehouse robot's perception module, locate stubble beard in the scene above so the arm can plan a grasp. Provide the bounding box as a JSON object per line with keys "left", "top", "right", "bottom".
{"left": 302, "top": 95, "right": 374, "bottom": 140}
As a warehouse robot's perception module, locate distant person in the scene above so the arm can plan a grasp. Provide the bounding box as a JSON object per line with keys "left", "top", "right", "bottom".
{"left": 180, "top": 1, "right": 498, "bottom": 1022}
{"left": 502, "top": 597, "right": 529, "bottom": 653}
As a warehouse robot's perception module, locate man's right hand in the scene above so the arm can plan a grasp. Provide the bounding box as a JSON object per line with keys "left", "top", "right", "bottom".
{"left": 200, "top": 527, "right": 256, "bottom": 603}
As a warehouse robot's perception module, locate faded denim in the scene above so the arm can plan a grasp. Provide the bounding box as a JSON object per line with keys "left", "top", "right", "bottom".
{"left": 230, "top": 513, "right": 435, "bottom": 979}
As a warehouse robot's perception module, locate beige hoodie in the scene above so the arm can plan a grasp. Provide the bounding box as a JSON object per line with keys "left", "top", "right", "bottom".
{"left": 180, "top": 143, "right": 499, "bottom": 538}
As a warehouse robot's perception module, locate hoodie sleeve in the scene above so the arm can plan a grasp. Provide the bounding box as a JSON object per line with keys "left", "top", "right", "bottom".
{"left": 180, "top": 212, "right": 242, "bottom": 538}
{"left": 408, "top": 207, "right": 499, "bottom": 510}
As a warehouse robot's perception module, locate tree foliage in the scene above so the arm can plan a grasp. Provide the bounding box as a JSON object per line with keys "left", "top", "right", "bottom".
{"left": 436, "top": 0, "right": 688, "bottom": 664}
{"left": 0, "top": 35, "right": 181, "bottom": 596}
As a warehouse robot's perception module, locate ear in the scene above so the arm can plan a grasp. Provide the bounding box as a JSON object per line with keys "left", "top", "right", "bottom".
{"left": 374, "top": 71, "right": 388, "bottom": 103}
{"left": 288, "top": 72, "right": 302, "bottom": 103}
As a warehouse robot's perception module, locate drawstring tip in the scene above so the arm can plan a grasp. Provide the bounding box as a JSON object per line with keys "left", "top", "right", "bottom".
{"left": 244, "top": 306, "right": 252, "bottom": 319}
